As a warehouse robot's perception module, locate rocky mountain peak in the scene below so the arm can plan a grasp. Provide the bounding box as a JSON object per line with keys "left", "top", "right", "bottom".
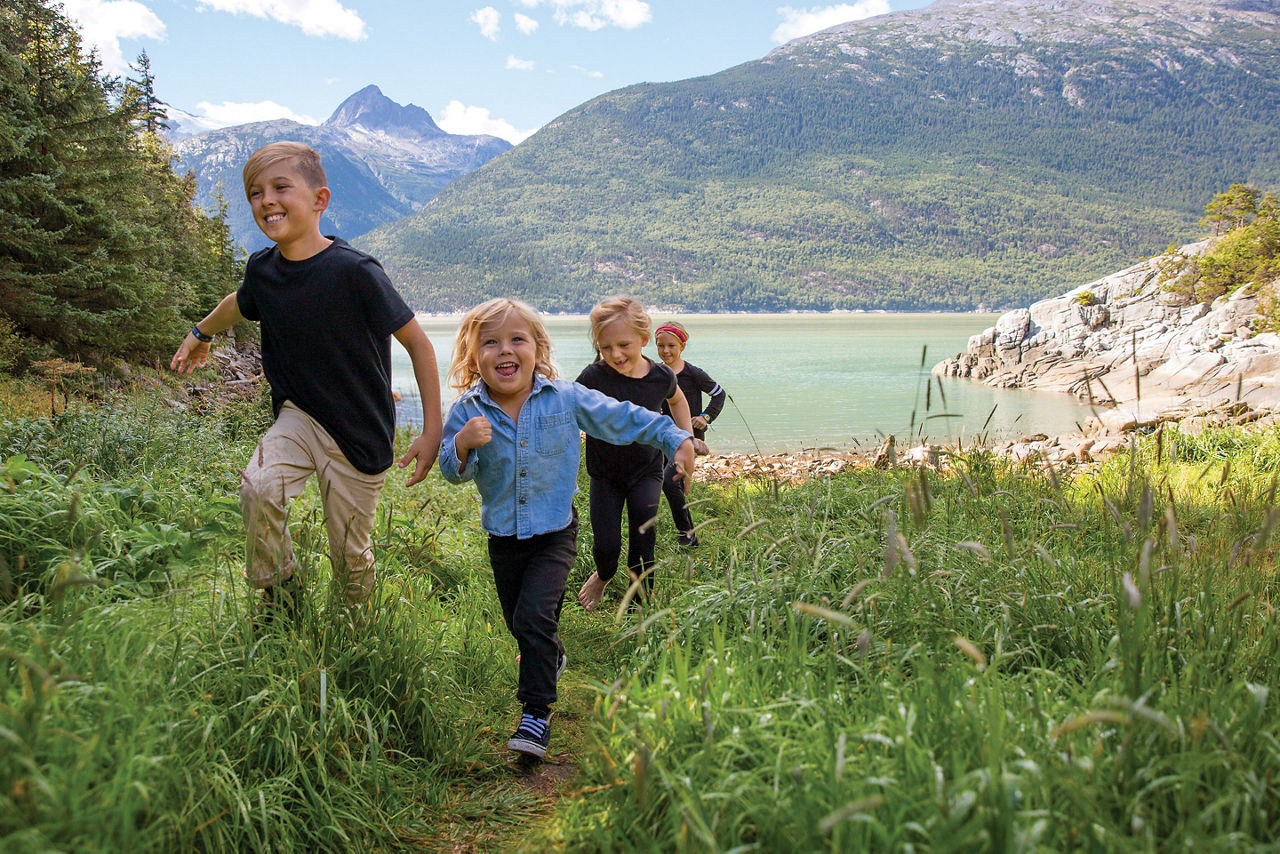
{"left": 325, "top": 84, "right": 444, "bottom": 140}
{"left": 174, "top": 85, "right": 511, "bottom": 250}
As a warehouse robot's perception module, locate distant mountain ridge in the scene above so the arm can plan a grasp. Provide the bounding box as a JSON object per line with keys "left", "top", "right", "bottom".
{"left": 173, "top": 86, "right": 511, "bottom": 251}
{"left": 359, "top": 0, "right": 1280, "bottom": 313}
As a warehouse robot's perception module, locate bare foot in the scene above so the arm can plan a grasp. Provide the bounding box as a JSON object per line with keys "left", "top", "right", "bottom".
{"left": 577, "top": 572, "right": 606, "bottom": 611}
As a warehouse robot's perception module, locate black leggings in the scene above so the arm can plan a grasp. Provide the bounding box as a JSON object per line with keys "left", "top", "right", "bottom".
{"left": 589, "top": 468, "right": 664, "bottom": 592}
{"left": 662, "top": 462, "right": 693, "bottom": 533}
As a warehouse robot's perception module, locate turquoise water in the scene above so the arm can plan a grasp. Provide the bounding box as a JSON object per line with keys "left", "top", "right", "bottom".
{"left": 392, "top": 313, "right": 1097, "bottom": 454}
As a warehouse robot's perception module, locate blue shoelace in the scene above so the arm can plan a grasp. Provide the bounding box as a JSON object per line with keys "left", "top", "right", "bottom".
{"left": 517, "top": 714, "right": 549, "bottom": 739}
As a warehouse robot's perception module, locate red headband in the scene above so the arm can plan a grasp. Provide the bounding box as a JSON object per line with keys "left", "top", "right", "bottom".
{"left": 655, "top": 324, "right": 687, "bottom": 343}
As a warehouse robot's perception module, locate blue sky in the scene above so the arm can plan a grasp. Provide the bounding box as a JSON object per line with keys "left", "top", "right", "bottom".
{"left": 61, "top": 0, "right": 932, "bottom": 143}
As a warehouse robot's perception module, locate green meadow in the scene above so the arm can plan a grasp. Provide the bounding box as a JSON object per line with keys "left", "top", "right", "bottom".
{"left": 2, "top": 386, "right": 1279, "bottom": 852}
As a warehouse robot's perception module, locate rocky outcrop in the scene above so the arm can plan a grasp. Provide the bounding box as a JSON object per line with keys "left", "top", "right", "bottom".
{"left": 933, "top": 239, "right": 1280, "bottom": 437}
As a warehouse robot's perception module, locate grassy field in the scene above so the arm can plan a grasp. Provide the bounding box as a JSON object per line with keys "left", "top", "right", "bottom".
{"left": 2, "top": 384, "right": 1279, "bottom": 851}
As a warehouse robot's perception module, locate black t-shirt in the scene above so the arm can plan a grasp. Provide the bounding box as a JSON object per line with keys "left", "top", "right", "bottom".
{"left": 662, "top": 362, "right": 725, "bottom": 440}
{"left": 237, "top": 238, "right": 414, "bottom": 474}
{"left": 576, "top": 359, "right": 677, "bottom": 480}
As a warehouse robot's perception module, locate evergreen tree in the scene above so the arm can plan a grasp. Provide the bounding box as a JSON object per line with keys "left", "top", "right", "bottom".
{"left": 125, "top": 50, "right": 166, "bottom": 135}
{"left": 0, "top": 0, "right": 54, "bottom": 367}
{"left": 2, "top": 0, "right": 146, "bottom": 359}
{"left": 0, "top": 1, "right": 242, "bottom": 367}
{"left": 1201, "top": 183, "right": 1263, "bottom": 235}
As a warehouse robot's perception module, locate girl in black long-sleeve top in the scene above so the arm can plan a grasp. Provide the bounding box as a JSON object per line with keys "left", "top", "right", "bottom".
{"left": 655, "top": 321, "right": 727, "bottom": 546}
{"left": 576, "top": 298, "right": 697, "bottom": 610}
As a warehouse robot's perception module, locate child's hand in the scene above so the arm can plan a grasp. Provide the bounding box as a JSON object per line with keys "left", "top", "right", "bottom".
{"left": 692, "top": 415, "right": 708, "bottom": 431}
{"left": 578, "top": 572, "right": 607, "bottom": 611}
{"left": 456, "top": 416, "right": 492, "bottom": 453}
{"left": 671, "top": 438, "right": 696, "bottom": 494}
{"left": 170, "top": 334, "right": 209, "bottom": 374}
{"left": 399, "top": 431, "right": 441, "bottom": 487}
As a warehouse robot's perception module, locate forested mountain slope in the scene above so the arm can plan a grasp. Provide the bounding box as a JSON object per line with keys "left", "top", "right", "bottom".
{"left": 360, "top": 0, "right": 1280, "bottom": 313}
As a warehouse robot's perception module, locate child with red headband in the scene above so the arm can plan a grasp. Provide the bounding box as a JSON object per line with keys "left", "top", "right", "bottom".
{"left": 654, "top": 320, "right": 726, "bottom": 547}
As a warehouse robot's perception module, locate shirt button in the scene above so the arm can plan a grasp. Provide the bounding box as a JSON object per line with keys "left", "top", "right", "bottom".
{"left": 519, "top": 497, "right": 526, "bottom": 504}
{"left": 520, "top": 470, "right": 527, "bottom": 477}
{"left": 520, "top": 440, "right": 527, "bottom": 448}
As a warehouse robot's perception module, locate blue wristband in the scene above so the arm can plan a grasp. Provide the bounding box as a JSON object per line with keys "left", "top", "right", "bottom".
{"left": 191, "top": 325, "right": 213, "bottom": 343}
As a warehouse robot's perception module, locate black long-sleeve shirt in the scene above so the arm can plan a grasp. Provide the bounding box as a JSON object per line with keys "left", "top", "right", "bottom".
{"left": 576, "top": 359, "right": 677, "bottom": 480}
{"left": 663, "top": 362, "right": 725, "bottom": 440}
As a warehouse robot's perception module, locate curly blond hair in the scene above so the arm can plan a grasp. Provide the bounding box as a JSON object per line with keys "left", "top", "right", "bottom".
{"left": 448, "top": 299, "right": 558, "bottom": 391}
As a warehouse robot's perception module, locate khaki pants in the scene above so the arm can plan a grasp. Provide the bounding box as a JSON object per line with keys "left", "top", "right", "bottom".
{"left": 239, "top": 402, "right": 386, "bottom": 601}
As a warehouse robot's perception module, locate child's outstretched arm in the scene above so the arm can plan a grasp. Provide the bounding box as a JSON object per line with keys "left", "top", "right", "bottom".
{"left": 170, "top": 292, "right": 243, "bottom": 373}
{"left": 394, "top": 319, "right": 443, "bottom": 486}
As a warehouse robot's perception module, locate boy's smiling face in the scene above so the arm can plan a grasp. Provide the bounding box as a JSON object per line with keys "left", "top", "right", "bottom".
{"left": 475, "top": 313, "right": 537, "bottom": 410}
{"left": 246, "top": 160, "right": 330, "bottom": 259}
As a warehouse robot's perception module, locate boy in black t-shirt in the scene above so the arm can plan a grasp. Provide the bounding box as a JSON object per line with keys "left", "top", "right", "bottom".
{"left": 171, "top": 142, "right": 442, "bottom": 614}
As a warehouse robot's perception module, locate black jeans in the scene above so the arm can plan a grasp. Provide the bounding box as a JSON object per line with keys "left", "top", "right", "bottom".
{"left": 662, "top": 462, "right": 693, "bottom": 534}
{"left": 589, "top": 467, "right": 663, "bottom": 592}
{"left": 488, "top": 516, "right": 578, "bottom": 708}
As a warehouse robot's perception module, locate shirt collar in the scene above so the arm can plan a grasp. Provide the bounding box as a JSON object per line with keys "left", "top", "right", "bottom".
{"left": 473, "top": 373, "right": 553, "bottom": 409}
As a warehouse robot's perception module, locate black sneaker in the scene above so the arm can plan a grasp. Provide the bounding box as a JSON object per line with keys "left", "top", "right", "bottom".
{"left": 677, "top": 532, "right": 700, "bottom": 548}
{"left": 508, "top": 713, "right": 551, "bottom": 759}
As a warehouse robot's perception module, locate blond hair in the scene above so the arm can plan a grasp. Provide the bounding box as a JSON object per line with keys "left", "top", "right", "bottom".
{"left": 449, "top": 299, "right": 558, "bottom": 391}
{"left": 589, "top": 296, "right": 651, "bottom": 352}
{"left": 242, "top": 142, "right": 327, "bottom": 200}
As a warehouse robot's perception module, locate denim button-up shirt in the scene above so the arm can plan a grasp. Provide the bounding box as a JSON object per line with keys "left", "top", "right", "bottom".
{"left": 439, "top": 375, "right": 691, "bottom": 539}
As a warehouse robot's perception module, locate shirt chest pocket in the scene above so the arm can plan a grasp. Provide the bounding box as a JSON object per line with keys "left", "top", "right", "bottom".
{"left": 535, "top": 411, "right": 576, "bottom": 456}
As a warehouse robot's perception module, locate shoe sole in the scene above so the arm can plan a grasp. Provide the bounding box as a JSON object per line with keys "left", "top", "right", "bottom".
{"left": 507, "top": 736, "right": 548, "bottom": 759}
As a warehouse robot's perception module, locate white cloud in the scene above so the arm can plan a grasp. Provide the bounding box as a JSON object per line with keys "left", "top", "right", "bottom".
{"left": 60, "top": 0, "right": 166, "bottom": 74}
{"left": 771, "top": 1, "right": 890, "bottom": 43}
{"left": 569, "top": 64, "right": 604, "bottom": 79}
{"left": 191, "top": 99, "right": 320, "bottom": 129}
{"left": 551, "top": 0, "right": 651, "bottom": 31}
{"left": 514, "top": 12, "right": 539, "bottom": 34}
{"left": 197, "top": 0, "right": 365, "bottom": 39}
{"left": 471, "top": 6, "right": 501, "bottom": 40}
{"left": 506, "top": 54, "right": 536, "bottom": 71}
{"left": 437, "top": 101, "right": 537, "bottom": 144}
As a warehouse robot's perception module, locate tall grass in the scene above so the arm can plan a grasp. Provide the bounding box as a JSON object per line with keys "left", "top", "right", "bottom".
{"left": 4, "top": 388, "right": 1280, "bottom": 851}
{"left": 553, "top": 427, "right": 1280, "bottom": 851}
{"left": 0, "top": 389, "right": 538, "bottom": 851}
